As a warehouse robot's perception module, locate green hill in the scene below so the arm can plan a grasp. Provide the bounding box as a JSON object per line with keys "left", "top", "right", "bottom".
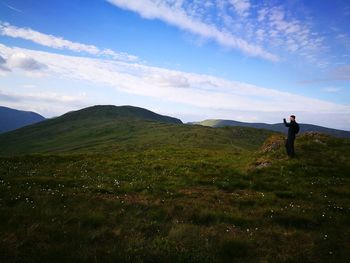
{"left": 0, "top": 105, "right": 272, "bottom": 155}
{"left": 58, "top": 105, "right": 183, "bottom": 124}
{"left": 0, "top": 105, "right": 349, "bottom": 263}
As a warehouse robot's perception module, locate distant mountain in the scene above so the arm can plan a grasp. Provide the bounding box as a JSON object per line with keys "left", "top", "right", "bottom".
{"left": 0, "top": 106, "right": 45, "bottom": 133}
{"left": 190, "top": 119, "right": 350, "bottom": 138}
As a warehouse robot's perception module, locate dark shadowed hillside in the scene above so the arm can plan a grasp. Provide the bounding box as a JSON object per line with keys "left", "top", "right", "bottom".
{"left": 0, "top": 106, "right": 45, "bottom": 133}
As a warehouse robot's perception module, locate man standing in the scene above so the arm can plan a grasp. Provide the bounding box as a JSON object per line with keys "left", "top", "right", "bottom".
{"left": 283, "top": 115, "right": 299, "bottom": 158}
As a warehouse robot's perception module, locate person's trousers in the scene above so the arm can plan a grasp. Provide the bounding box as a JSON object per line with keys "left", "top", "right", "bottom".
{"left": 285, "top": 137, "right": 295, "bottom": 157}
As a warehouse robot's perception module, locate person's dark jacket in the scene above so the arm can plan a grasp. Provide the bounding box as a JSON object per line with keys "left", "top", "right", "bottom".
{"left": 283, "top": 119, "right": 299, "bottom": 138}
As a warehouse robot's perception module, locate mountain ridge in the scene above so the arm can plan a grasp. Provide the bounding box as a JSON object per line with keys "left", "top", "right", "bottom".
{"left": 0, "top": 106, "right": 46, "bottom": 133}
{"left": 0, "top": 105, "right": 274, "bottom": 155}
{"left": 190, "top": 119, "right": 350, "bottom": 138}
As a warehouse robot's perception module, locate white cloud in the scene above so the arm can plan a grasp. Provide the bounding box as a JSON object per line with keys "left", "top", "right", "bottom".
{"left": 255, "top": 29, "right": 264, "bottom": 42}
{"left": 0, "top": 55, "right": 10, "bottom": 71}
{"left": 0, "top": 43, "right": 349, "bottom": 129}
{"left": 0, "top": 89, "right": 89, "bottom": 118}
{"left": 6, "top": 53, "right": 47, "bottom": 71}
{"left": 229, "top": 0, "right": 251, "bottom": 17}
{"left": 0, "top": 52, "right": 48, "bottom": 75}
{"left": 1, "top": 43, "right": 349, "bottom": 126}
{"left": 0, "top": 89, "right": 85, "bottom": 104}
{"left": 259, "top": 6, "right": 325, "bottom": 62}
{"left": 22, "top": 84, "right": 37, "bottom": 89}
{"left": 106, "top": 0, "right": 278, "bottom": 61}
{"left": 0, "top": 22, "right": 138, "bottom": 62}
{"left": 0, "top": 55, "right": 6, "bottom": 64}
{"left": 257, "top": 8, "right": 268, "bottom": 22}
{"left": 106, "top": 1, "right": 328, "bottom": 64}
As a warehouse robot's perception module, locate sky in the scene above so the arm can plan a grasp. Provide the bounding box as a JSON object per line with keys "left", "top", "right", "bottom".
{"left": 0, "top": 0, "right": 349, "bottom": 130}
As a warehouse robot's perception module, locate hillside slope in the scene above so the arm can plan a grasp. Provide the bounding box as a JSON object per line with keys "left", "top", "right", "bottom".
{"left": 0, "top": 131, "right": 349, "bottom": 262}
{"left": 191, "top": 119, "right": 350, "bottom": 138}
{"left": 0, "top": 106, "right": 45, "bottom": 133}
{"left": 0, "top": 105, "right": 273, "bottom": 155}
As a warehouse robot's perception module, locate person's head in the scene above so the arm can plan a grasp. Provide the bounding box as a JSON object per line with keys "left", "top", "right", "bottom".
{"left": 290, "top": 115, "right": 296, "bottom": 121}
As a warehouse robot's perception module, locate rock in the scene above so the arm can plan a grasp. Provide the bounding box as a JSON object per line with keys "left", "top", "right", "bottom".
{"left": 255, "top": 161, "right": 270, "bottom": 169}
{"left": 261, "top": 135, "right": 285, "bottom": 153}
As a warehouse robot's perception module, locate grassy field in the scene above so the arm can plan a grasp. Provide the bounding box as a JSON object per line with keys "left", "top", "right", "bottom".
{"left": 0, "top": 107, "right": 349, "bottom": 262}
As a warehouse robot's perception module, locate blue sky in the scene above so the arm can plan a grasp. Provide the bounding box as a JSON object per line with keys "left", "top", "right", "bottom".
{"left": 0, "top": 0, "right": 349, "bottom": 130}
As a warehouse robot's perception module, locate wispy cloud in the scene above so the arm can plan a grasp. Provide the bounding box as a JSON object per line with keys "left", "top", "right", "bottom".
{"left": 0, "top": 55, "right": 10, "bottom": 71}
{"left": 1, "top": 43, "right": 348, "bottom": 117}
{"left": 7, "top": 53, "right": 47, "bottom": 71}
{"left": 0, "top": 53, "right": 47, "bottom": 72}
{"left": 229, "top": 0, "right": 251, "bottom": 17}
{"left": 107, "top": 0, "right": 278, "bottom": 61}
{"left": 106, "top": 0, "right": 328, "bottom": 64}
{"left": 1, "top": 43, "right": 349, "bottom": 129}
{"left": 0, "top": 89, "right": 86, "bottom": 104}
{"left": 0, "top": 22, "right": 138, "bottom": 61}
{"left": 0, "top": 89, "right": 88, "bottom": 118}
{"left": 1, "top": 2, "right": 23, "bottom": 13}
{"left": 0, "top": 91, "right": 19, "bottom": 102}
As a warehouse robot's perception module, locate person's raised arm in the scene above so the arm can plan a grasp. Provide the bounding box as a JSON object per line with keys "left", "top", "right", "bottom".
{"left": 283, "top": 118, "right": 290, "bottom": 127}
